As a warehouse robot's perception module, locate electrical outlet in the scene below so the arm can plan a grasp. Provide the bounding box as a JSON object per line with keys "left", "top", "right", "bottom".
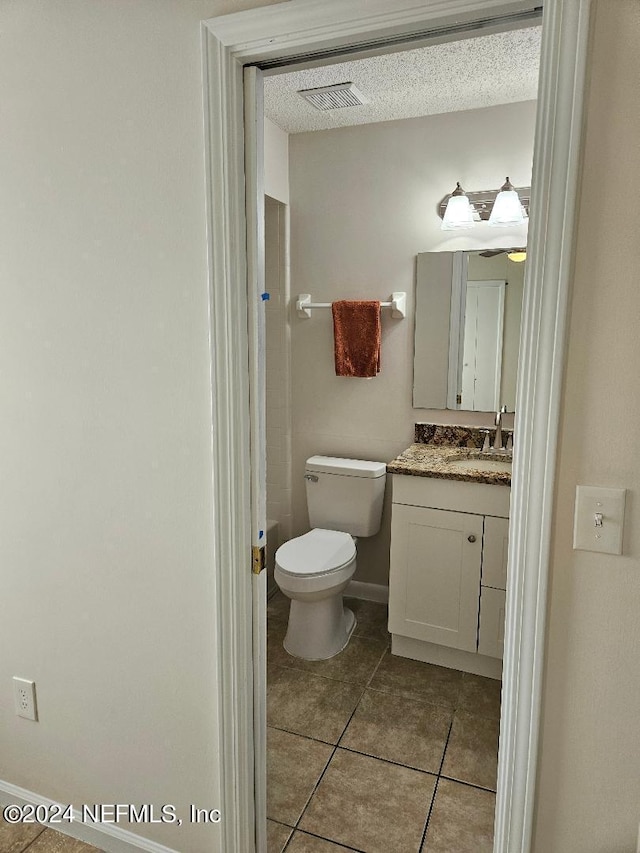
{"left": 13, "top": 677, "right": 38, "bottom": 721}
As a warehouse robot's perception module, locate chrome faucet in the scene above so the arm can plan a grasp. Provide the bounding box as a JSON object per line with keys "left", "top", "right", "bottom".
{"left": 493, "top": 405, "right": 508, "bottom": 451}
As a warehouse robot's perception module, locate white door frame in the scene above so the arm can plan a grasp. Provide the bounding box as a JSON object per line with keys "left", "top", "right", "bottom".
{"left": 243, "top": 64, "right": 268, "bottom": 853}
{"left": 201, "top": 2, "right": 592, "bottom": 851}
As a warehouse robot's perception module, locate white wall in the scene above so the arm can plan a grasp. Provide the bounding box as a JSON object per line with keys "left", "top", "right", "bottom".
{"left": 532, "top": 2, "right": 640, "bottom": 849}
{"left": 0, "top": 1, "right": 278, "bottom": 850}
{"left": 288, "top": 101, "right": 536, "bottom": 584}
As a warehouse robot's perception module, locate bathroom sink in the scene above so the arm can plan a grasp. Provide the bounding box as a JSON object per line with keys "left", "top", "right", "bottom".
{"left": 449, "top": 457, "right": 512, "bottom": 473}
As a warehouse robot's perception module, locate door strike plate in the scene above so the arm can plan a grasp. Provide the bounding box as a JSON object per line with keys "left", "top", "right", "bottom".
{"left": 252, "top": 545, "right": 266, "bottom": 575}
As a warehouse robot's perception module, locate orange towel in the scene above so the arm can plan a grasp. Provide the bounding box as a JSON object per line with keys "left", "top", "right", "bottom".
{"left": 331, "top": 300, "right": 381, "bottom": 377}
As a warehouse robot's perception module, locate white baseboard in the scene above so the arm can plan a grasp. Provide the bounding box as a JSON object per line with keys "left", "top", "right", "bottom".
{"left": 345, "top": 580, "right": 389, "bottom": 604}
{"left": 0, "top": 780, "right": 179, "bottom": 853}
{"left": 391, "top": 634, "right": 503, "bottom": 680}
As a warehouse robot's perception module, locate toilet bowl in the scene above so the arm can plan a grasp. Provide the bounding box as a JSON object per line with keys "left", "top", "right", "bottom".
{"left": 274, "top": 528, "right": 357, "bottom": 660}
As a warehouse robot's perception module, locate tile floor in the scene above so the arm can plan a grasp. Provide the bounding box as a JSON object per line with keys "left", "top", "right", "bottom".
{"left": 267, "top": 593, "right": 501, "bottom": 853}
{"left": 0, "top": 817, "right": 100, "bottom": 853}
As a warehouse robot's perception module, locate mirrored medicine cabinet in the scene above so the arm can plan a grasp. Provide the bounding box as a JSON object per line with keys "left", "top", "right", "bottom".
{"left": 413, "top": 250, "right": 525, "bottom": 412}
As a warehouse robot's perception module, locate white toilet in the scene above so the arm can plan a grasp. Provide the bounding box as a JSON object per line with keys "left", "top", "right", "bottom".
{"left": 274, "top": 456, "right": 386, "bottom": 660}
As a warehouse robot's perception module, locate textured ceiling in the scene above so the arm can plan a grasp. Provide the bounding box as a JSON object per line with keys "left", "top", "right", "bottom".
{"left": 264, "top": 27, "right": 541, "bottom": 134}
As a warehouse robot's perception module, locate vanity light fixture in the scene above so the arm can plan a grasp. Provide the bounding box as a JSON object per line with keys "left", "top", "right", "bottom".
{"left": 440, "top": 182, "right": 475, "bottom": 230}
{"left": 488, "top": 177, "right": 527, "bottom": 227}
{"left": 507, "top": 250, "right": 527, "bottom": 263}
{"left": 438, "top": 181, "right": 531, "bottom": 229}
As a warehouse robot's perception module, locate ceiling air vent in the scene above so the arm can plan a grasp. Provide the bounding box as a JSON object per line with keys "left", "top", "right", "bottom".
{"left": 297, "top": 82, "right": 369, "bottom": 111}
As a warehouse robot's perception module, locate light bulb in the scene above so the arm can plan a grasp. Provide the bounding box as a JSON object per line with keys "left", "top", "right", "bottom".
{"left": 489, "top": 178, "right": 525, "bottom": 227}
{"left": 441, "top": 182, "right": 475, "bottom": 230}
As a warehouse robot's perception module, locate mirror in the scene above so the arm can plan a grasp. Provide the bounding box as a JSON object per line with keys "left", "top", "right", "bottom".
{"left": 413, "top": 251, "right": 524, "bottom": 411}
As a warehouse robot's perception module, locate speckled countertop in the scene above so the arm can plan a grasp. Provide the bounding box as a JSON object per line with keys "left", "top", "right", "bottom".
{"left": 387, "top": 443, "right": 512, "bottom": 487}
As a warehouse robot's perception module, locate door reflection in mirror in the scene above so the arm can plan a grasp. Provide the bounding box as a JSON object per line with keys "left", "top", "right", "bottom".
{"left": 413, "top": 251, "right": 524, "bottom": 412}
{"left": 459, "top": 279, "right": 506, "bottom": 411}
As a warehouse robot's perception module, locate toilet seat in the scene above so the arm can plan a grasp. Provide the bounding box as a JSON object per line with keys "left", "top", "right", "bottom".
{"left": 275, "top": 528, "right": 356, "bottom": 578}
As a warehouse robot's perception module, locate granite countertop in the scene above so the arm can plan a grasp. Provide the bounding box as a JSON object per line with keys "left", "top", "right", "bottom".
{"left": 387, "top": 443, "right": 512, "bottom": 487}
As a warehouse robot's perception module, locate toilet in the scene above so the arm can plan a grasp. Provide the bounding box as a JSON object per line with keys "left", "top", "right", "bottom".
{"left": 274, "top": 456, "right": 386, "bottom": 660}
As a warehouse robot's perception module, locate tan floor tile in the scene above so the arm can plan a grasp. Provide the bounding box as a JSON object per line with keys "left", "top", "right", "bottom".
{"left": 286, "top": 830, "right": 355, "bottom": 852}
{"left": 267, "top": 621, "right": 292, "bottom": 668}
{"left": 458, "top": 672, "right": 502, "bottom": 719}
{"left": 344, "top": 597, "right": 390, "bottom": 642}
{"left": 340, "top": 688, "right": 452, "bottom": 773}
{"left": 441, "top": 711, "right": 500, "bottom": 791}
{"left": 421, "top": 778, "right": 495, "bottom": 853}
{"left": 267, "top": 591, "right": 290, "bottom": 625}
{"left": 23, "top": 829, "right": 101, "bottom": 852}
{"left": 268, "top": 622, "right": 387, "bottom": 685}
{"left": 267, "top": 819, "right": 293, "bottom": 853}
{"left": 268, "top": 665, "right": 362, "bottom": 743}
{"left": 0, "top": 816, "right": 46, "bottom": 853}
{"left": 369, "top": 651, "right": 463, "bottom": 709}
{"left": 267, "top": 727, "right": 333, "bottom": 825}
{"left": 299, "top": 748, "right": 436, "bottom": 853}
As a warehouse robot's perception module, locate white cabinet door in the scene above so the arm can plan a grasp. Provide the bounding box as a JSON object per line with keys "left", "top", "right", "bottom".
{"left": 388, "top": 505, "right": 483, "bottom": 652}
{"left": 478, "top": 587, "right": 506, "bottom": 659}
{"left": 482, "top": 516, "right": 510, "bottom": 590}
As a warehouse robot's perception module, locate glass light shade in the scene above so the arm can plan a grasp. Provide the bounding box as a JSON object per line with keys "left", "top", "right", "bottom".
{"left": 489, "top": 181, "right": 525, "bottom": 227}
{"left": 441, "top": 194, "right": 475, "bottom": 230}
{"left": 507, "top": 251, "right": 527, "bottom": 263}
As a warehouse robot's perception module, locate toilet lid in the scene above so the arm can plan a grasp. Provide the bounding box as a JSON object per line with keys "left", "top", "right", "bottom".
{"left": 275, "top": 528, "right": 356, "bottom": 577}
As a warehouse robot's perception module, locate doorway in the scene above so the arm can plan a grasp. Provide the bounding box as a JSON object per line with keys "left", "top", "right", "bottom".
{"left": 201, "top": 2, "right": 592, "bottom": 851}
{"left": 262, "top": 29, "right": 536, "bottom": 850}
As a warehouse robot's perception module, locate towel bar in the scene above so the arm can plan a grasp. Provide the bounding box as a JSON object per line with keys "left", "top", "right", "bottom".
{"left": 296, "top": 292, "right": 406, "bottom": 320}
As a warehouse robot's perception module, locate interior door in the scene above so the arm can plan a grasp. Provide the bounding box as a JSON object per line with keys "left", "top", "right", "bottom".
{"left": 461, "top": 280, "right": 505, "bottom": 410}
{"left": 244, "top": 64, "right": 267, "bottom": 853}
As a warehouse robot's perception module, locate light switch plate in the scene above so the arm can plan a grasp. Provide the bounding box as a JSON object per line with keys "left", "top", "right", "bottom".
{"left": 573, "top": 485, "right": 626, "bottom": 554}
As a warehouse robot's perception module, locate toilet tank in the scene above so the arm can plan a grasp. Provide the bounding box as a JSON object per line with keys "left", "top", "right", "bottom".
{"left": 305, "top": 456, "right": 386, "bottom": 537}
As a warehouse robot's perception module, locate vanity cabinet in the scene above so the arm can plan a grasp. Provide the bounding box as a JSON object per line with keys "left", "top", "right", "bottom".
{"left": 388, "top": 474, "right": 510, "bottom": 678}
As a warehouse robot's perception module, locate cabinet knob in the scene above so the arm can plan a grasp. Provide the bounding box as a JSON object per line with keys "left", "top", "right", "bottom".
{"left": 467, "top": 534, "right": 477, "bottom": 543}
